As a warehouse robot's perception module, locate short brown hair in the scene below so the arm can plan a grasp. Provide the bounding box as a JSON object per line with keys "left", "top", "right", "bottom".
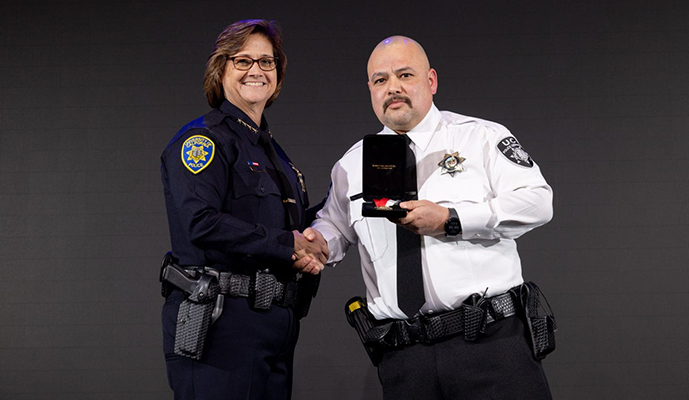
{"left": 204, "top": 19, "right": 287, "bottom": 109}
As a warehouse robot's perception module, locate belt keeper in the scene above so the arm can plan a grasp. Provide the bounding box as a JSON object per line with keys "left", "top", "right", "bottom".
{"left": 229, "top": 274, "right": 245, "bottom": 297}
{"left": 423, "top": 316, "right": 444, "bottom": 342}
{"left": 489, "top": 292, "right": 516, "bottom": 320}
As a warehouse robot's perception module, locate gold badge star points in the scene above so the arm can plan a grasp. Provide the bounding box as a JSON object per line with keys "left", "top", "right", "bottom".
{"left": 187, "top": 145, "right": 209, "bottom": 163}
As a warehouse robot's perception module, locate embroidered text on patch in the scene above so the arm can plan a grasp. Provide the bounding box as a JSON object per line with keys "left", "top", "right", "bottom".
{"left": 181, "top": 135, "right": 215, "bottom": 174}
{"left": 497, "top": 137, "right": 533, "bottom": 168}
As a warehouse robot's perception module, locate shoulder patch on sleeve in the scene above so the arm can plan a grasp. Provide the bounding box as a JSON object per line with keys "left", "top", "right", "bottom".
{"left": 181, "top": 135, "right": 215, "bottom": 174}
{"left": 497, "top": 136, "right": 534, "bottom": 168}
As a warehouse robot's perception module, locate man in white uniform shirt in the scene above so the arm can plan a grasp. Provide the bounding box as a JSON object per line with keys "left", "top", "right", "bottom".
{"left": 310, "top": 36, "right": 554, "bottom": 399}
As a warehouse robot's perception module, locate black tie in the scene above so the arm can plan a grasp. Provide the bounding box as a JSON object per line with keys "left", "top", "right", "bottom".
{"left": 258, "top": 130, "right": 300, "bottom": 230}
{"left": 396, "top": 135, "right": 424, "bottom": 318}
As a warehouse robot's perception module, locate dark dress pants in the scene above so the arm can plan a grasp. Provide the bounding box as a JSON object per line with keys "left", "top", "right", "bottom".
{"left": 377, "top": 315, "right": 552, "bottom": 400}
{"left": 163, "top": 291, "right": 299, "bottom": 400}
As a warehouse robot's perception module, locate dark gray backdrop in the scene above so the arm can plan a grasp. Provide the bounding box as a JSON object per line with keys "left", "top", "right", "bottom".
{"left": 1, "top": 0, "right": 688, "bottom": 399}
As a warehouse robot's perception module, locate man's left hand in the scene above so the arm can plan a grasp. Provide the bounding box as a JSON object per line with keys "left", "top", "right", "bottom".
{"left": 389, "top": 200, "right": 449, "bottom": 236}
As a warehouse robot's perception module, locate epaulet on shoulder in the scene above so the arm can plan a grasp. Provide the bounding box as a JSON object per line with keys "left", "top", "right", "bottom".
{"left": 204, "top": 109, "right": 226, "bottom": 129}
{"left": 442, "top": 111, "right": 509, "bottom": 135}
{"left": 179, "top": 116, "right": 208, "bottom": 132}
{"left": 165, "top": 116, "right": 209, "bottom": 150}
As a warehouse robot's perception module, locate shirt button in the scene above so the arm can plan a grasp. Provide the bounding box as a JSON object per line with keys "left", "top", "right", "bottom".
{"left": 260, "top": 187, "right": 265, "bottom": 192}
{"left": 427, "top": 310, "right": 434, "bottom": 315}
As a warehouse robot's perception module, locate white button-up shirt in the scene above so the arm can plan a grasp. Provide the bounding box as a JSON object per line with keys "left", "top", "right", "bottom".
{"left": 313, "top": 104, "right": 553, "bottom": 320}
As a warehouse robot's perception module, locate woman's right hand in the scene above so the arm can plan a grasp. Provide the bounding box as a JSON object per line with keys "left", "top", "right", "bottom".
{"left": 292, "top": 228, "right": 329, "bottom": 274}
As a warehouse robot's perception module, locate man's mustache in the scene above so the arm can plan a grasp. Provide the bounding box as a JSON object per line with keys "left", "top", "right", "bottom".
{"left": 383, "top": 95, "right": 412, "bottom": 112}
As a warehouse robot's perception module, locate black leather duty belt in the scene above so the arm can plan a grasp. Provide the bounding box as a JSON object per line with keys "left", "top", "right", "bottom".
{"left": 370, "top": 292, "right": 518, "bottom": 347}
{"left": 185, "top": 267, "right": 299, "bottom": 309}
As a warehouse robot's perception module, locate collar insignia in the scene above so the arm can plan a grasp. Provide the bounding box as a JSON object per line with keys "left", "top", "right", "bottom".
{"left": 181, "top": 135, "right": 215, "bottom": 174}
{"left": 289, "top": 162, "right": 307, "bottom": 193}
{"left": 236, "top": 118, "right": 258, "bottom": 133}
{"left": 237, "top": 118, "right": 273, "bottom": 139}
{"left": 438, "top": 152, "right": 466, "bottom": 176}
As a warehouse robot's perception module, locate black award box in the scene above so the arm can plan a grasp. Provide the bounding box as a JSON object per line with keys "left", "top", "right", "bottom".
{"left": 361, "top": 134, "right": 413, "bottom": 218}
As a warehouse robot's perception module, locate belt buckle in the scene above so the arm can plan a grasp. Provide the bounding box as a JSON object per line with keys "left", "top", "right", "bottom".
{"left": 403, "top": 318, "right": 425, "bottom": 344}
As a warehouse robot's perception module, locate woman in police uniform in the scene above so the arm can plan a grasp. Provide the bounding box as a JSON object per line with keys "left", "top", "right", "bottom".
{"left": 160, "top": 20, "right": 324, "bottom": 400}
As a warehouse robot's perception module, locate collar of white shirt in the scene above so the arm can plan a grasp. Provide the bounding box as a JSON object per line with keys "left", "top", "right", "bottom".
{"left": 380, "top": 103, "right": 443, "bottom": 153}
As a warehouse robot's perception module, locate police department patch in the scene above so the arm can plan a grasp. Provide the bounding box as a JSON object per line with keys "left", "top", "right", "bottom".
{"left": 181, "top": 135, "right": 215, "bottom": 174}
{"left": 497, "top": 137, "right": 533, "bottom": 168}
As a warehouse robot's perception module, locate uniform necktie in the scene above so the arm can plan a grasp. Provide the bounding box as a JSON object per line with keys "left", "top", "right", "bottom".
{"left": 257, "top": 130, "right": 300, "bottom": 230}
{"left": 396, "top": 135, "right": 424, "bottom": 318}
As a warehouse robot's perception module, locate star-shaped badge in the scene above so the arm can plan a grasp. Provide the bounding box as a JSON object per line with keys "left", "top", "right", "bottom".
{"left": 438, "top": 152, "right": 466, "bottom": 176}
{"left": 187, "top": 145, "right": 209, "bottom": 163}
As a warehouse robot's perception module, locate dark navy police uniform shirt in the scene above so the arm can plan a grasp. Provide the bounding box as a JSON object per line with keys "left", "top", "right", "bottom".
{"left": 161, "top": 101, "right": 309, "bottom": 272}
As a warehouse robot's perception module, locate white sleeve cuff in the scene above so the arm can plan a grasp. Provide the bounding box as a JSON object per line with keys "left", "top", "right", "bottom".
{"left": 456, "top": 201, "right": 496, "bottom": 239}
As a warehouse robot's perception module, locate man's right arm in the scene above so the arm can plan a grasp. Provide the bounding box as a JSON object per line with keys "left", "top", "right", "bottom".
{"left": 313, "top": 159, "right": 364, "bottom": 266}
{"left": 292, "top": 228, "right": 328, "bottom": 274}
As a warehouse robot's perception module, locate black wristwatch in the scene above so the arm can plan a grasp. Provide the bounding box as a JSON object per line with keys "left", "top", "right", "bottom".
{"left": 444, "top": 207, "right": 462, "bottom": 236}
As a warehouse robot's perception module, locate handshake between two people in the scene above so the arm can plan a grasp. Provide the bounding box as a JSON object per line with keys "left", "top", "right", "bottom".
{"left": 290, "top": 200, "right": 448, "bottom": 275}
{"left": 292, "top": 228, "right": 328, "bottom": 275}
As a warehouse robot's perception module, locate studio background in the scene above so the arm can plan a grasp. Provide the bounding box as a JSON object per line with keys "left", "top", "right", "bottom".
{"left": 1, "top": 0, "right": 687, "bottom": 399}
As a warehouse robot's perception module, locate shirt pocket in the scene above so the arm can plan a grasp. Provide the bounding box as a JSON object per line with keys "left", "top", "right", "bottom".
{"left": 349, "top": 197, "right": 389, "bottom": 262}
{"left": 425, "top": 177, "right": 486, "bottom": 205}
{"left": 232, "top": 164, "right": 282, "bottom": 199}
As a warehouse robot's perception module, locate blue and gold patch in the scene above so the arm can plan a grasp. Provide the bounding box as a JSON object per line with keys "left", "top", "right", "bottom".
{"left": 181, "top": 135, "right": 215, "bottom": 174}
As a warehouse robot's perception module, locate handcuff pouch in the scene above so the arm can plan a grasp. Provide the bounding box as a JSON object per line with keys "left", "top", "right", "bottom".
{"left": 520, "top": 281, "right": 557, "bottom": 360}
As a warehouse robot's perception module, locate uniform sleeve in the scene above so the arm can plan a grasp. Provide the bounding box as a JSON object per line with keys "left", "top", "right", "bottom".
{"left": 162, "top": 129, "right": 294, "bottom": 265}
{"left": 457, "top": 127, "right": 553, "bottom": 240}
{"left": 311, "top": 161, "right": 359, "bottom": 266}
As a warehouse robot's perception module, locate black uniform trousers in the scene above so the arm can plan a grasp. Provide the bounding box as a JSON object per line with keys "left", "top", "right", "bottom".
{"left": 163, "top": 291, "right": 299, "bottom": 400}
{"left": 377, "top": 315, "right": 552, "bottom": 400}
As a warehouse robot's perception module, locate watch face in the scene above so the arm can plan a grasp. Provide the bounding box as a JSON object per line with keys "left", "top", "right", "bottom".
{"left": 445, "top": 208, "right": 461, "bottom": 236}
{"left": 445, "top": 219, "right": 461, "bottom": 235}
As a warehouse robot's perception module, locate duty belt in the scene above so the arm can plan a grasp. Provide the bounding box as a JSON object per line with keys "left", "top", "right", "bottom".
{"left": 184, "top": 267, "right": 299, "bottom": 309}
{"left": 345, "top": 283, "right": 555, "bottom": 366}
{"left": 366, "top": 292, "right": 517, "bottom": 347}
{"left": 160, "top": 253, "right": 319, "bottom": 360}
{"left": 160, "top": 252, "right": 320, "bottom": 320}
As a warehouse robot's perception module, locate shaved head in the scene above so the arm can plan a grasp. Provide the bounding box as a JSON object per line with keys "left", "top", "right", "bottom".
{"left": 366, "top": 36, "right": 437, "bottom": 133}
{"left": 367, "top": 36, "right": 430, "bottom": 76}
